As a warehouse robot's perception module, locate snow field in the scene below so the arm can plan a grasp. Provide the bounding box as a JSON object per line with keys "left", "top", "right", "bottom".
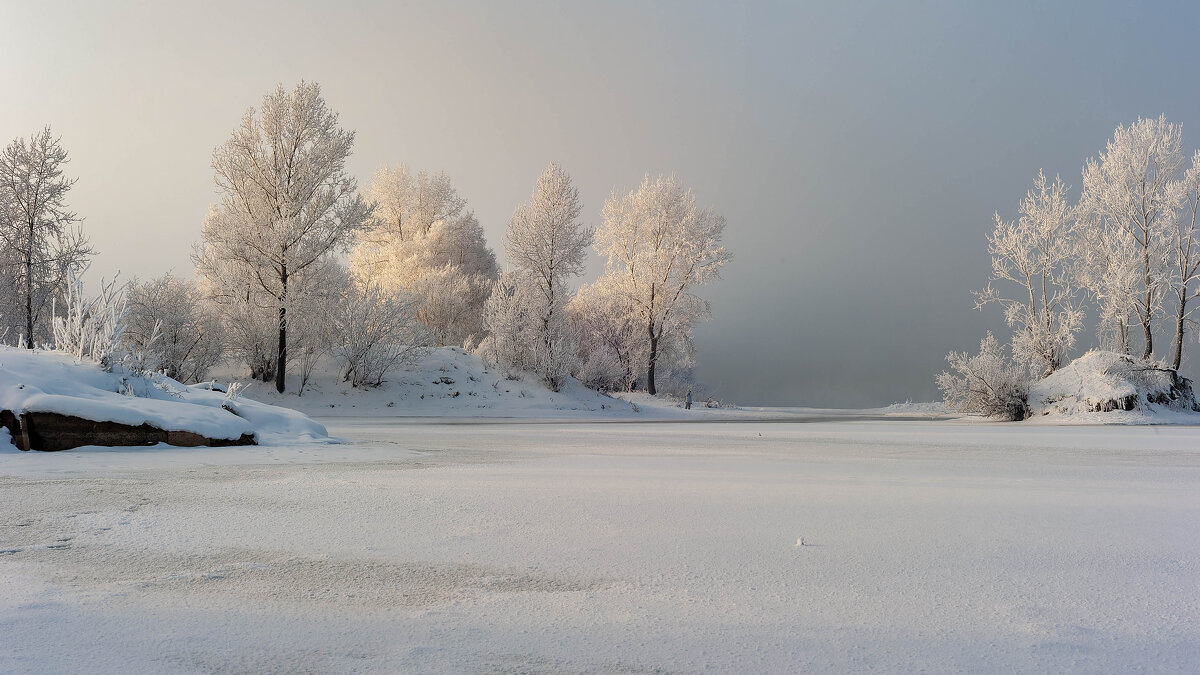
{"left": 1, "top": 419, "right": 1198, "bottom": 672}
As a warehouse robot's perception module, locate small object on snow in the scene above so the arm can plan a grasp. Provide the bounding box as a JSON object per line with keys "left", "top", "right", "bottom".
{"left": 796, "top": 537, "right": 805, "bottom": 547}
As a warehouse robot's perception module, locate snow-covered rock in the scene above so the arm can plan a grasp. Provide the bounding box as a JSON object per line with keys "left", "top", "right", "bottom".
{"left": 1028, "top": 350, "right": 1200, "bottom": 422}
{"left": 0, "top": 347, "right": 329, "bottom": 450}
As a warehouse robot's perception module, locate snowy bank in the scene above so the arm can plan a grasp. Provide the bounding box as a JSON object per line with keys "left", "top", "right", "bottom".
{"left": 1027, "top": 350, "right": 1200, "bottom": 423}
{"left": 232, "top": 347, "right": 696, "bottom": 420}
{"left": 0, "top": 347, "right": 328, "bottom": 450}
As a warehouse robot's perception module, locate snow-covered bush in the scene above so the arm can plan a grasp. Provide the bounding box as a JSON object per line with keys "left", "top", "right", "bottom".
{"left": 125, "top": 274, "right": 224, "bottom": 383}
{"left": 335, "top": 282, "right": 425, "bottom": 388}
{"left": 51, "top": 268, "right": 127, "bottom": 371}
{"left": 937, "top": 332, "right": 1031, "bottom": 420}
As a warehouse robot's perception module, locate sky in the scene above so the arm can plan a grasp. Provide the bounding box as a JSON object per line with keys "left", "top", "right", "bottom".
{"left": 4, "top": 0, "right": 1200, "bottom": 406}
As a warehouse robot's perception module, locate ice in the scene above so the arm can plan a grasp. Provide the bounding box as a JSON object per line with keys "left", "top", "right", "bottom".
{"left": 1, "top": 417, "right": 1197, "bottom": 672}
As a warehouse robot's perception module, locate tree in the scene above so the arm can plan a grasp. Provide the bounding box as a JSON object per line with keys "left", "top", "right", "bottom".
{"left": 1078, "top": 116, "right": 1184, "bottom": 360}
{"left": 593, "top": 174, "right": 730, "bottom": 395}
{"left": 974, "top": 171, "right": 1083, "bottom": 377}
{"left": 568, "top": 278, "right": 639, "bottom": 391}
{"left": 0, "top": 127, "right": 92, "bottom": 347}
{"left": 335, "top": 277, "right": 425, "bottom": 388}
{"left": 1169, "top": 150, "right": 1200, "bottom": 370}
{"left": 495, "top": 163, "right": 592, "bottom": 389}
{"left": 480, "top": 270, "right": 538, "bottom": 378}
{"left": 198, "top": 81, "right": 371, "bottom": 392}
{"left": 125, "top": 273, "right": 224, "bottom": 383}
{"left": 350, "top": 165, "right": 496, "bottom": 346}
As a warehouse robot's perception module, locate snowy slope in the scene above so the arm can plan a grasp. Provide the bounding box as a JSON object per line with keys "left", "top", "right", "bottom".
{"left": 0, "top": 347, "right": 328, "bottom": 447}
{"left": 231, "top": 347, "right": 700, "bottom": 420}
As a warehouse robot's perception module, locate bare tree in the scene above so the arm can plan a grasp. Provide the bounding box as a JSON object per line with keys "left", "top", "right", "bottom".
{"left": 197, "top": 81, "right": 371, "bottom": 393}
{"left": 594, "top": 174, "right": 730, "bottom": 395}
{"left": 1078, "top": 116, "right": 1184, "bottom": 360}
{"left": 0, "top": 127, "right": 92, "bottom": 347}
{"left": 125, "top": 273, "right": 225, "bottom": 383}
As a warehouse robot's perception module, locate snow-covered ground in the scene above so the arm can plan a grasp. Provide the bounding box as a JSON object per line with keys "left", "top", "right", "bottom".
{"left": 2, "top": 417, "right": 1198, "bottom": 673}
{"left": 225, "top": 346, "right": 958, "bottom": 423}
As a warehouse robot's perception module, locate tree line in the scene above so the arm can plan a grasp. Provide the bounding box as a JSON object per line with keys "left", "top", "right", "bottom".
{"left": 939, "top": 115, "right": 1200, "bottom": 418}
{"left": 0, "top": 82, "right": 730, "bottom": 399}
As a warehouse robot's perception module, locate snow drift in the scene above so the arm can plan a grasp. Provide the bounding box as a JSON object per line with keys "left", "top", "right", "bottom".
{"left": 1028, "top": 350, "right": 1200, "bottom": 421}
{"left": 0, "top": 347, "right": 328, "bottom": 450}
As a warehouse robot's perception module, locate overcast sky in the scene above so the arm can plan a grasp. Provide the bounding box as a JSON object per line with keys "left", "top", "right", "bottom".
{"left": 4, "top": 0, "right": 1200, "bottom": 406}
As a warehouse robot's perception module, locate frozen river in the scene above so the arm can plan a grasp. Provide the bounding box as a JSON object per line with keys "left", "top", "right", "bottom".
{"left": 2, "top": 418, "right": 1198, "bottom": 673}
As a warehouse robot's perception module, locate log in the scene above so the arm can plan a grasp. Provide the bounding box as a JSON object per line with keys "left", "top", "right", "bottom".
{"left": 5, "top": 410, "right": 255, "bottom": 452}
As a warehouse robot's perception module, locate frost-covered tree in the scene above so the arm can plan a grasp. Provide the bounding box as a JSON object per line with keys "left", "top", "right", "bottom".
{"left": 1078, "top": 116, "right": 1185, "bottom": 360}
{"left": 125, "top": 273, "right": 224, "bottom": 383}
{"left": 0, "top": 127, "right": 92, "bottom": 347}
{"left": 350, "top": 165, "right": 496, "bottom": 346}
{"left": 491, "top": 163, "right": 592, "bottom": 389}
{"left": 197, "top": 81, "right": 372, "bottom": 393}
{"left": 937, "top": 332, "right": 1030, "bottom": 421}
{"left": 480, "top": 270, "right": 539, "bottom": 378}
{"left": 1074, "top": 219, "right": 1140, "bottom": 354}
{"left": 1168, "top": 150, "right": 1200, "bottom": 370}
{"left": 593, "top": 174, "right": 730, "bottom": 395}
{"left": 568, "top": 278, "right": 638, "bottom": 391}
{"left": 974, "top": 171, "right": 1083, "bottom": 377}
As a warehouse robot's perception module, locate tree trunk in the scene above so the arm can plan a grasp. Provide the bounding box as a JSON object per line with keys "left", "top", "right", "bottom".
{"left": 646, "top": 323, "right": 658, "bottom": 396}
{"left": 1143, "top": 246, "right": 1154, "bottom": 360}
{"left": 24, "top": 218, "right": 33, "bottom": 349}
{"left": 1172, "top": 294, "right": 1187, "bottom": 371}
{"left": 275, "top": 268, "right": 287, "bottom": 394}
{"left": 1142, "top": 312, "right": 1153, "bottom": 361}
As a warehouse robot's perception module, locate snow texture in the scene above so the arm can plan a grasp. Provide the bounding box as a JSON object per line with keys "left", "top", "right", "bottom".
{"left": 1, "top": 417, "right": 1198, "bottom": 672}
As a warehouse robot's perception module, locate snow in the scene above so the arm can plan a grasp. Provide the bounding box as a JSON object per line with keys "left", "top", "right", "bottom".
{"left": 0, "top": 347, "right": 328, "bottom": 445}
{"left": 228, "top": 346, "right": 684, "bottom": 420}
{"left": 1, "top": 417, "right": 1198, "bottom": 672}
{"left": 1028, "top": 350, "right": 1200, "bottom": 423}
